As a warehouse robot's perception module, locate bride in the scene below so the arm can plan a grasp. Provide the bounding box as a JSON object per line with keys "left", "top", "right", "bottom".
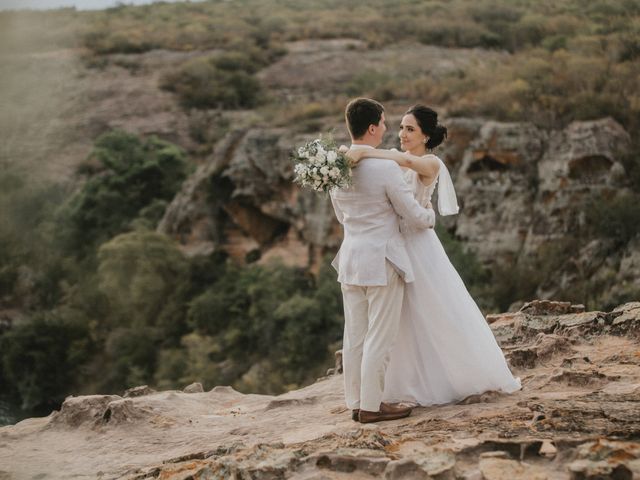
{"left": 344, "top": 105, "right": 521, "bottom": 406}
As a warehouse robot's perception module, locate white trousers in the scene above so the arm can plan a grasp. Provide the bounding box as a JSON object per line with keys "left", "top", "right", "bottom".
{"left": 341, "top": 261, "right": 405, "bottom": 412}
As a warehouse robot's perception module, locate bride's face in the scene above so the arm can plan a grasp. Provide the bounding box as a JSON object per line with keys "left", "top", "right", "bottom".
{"left": 399, "top": 114, "right": 427, "bottom": 154}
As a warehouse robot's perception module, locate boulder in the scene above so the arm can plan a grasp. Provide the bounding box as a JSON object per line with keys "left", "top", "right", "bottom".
{"left": 123, "top": 385, "right": 156, "bottom": 398}
{"left": 183, "top": 382, "right": 204, "bottom": 394}
{"left": 48, "top": 394, "right": 122, "bottom": 428}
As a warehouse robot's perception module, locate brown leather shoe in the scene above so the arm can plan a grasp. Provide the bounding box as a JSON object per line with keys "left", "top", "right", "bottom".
{"left": 351, "top": 409, "right": 360, "bottom": 422}
{"left": 358, "top": 402, "right": 412, "bottom": 423}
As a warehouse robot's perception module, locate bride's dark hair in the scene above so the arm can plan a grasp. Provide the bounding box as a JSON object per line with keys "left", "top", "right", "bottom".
{"left": 405, "top": 104, "right": 447, "bottom": 150}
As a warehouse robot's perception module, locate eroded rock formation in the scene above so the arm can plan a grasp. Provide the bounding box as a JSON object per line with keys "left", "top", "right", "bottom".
{"left": 158, "top": 113, "right": 632, "bottom": 304}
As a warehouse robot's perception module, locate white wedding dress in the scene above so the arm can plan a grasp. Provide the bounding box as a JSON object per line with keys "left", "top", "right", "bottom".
{"left": 383, "top": 157, "right": 521, "bottom": 405}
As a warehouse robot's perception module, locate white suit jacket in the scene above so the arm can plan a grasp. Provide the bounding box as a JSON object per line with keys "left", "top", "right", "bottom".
{"left": 330, "top": 145, "right": 435, "bottom": 286}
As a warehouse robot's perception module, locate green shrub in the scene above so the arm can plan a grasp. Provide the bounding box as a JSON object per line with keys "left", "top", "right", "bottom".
{"left": 0, "top": 314, "right": 90, "bottom": 410}
{"left": 542, "top": 34, "right": 568, "bottom": 51}
{"left": 183, "top": 259, "right": 343, "bottom": 392}
{"left": 60, "top": 130, "right": 187, "bottom": 255}
{"left": 103, "top": 326, "right": 160, "bottom": 390}
{"left": 97, "top": 230, "right": 190, "bottom": 337}
{"left": 585, "top": 192, "right": 640, "bottom": 248}
{"left": 212, "top": 51, "right": 262, "bottom": 74}
{"left": 187, "top": 110, "right": 230, "bottom": 147}
{"left": 619, "top": 32, "right": 640, "bottom": 61}
{"left": 153, "top": 333, "right": 233, "bottom": 390}
{"left": 0, "top": 166, "right": 68, "bottom": 306}
{"left": 83, "top": 30, "right": 156, "bottom": 54}
{"left": 486, "top": 258, "right": 544, "bottom": 313}
{"left": 419, "top": 18, "right": 496, "bottom": 48}
{"left": 161, "top": 55, "right": 263, "bottom": 110}
{"left": 345, "top": 71, "right": 393, "bottom": 97}
{"left": 620, "top": 139, "right": 640, "bottom": 192}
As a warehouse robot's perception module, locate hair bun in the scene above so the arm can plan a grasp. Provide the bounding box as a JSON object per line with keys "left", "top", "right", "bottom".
{"left": 426, "top": 124, "right": 447, "bottom": 150}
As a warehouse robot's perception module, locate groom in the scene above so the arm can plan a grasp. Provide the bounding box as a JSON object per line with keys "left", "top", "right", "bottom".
{"left": 331, "top": 98, "right": 436, "bottom": 423}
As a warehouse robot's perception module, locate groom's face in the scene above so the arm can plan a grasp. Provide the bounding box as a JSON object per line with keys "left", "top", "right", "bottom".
{"left": 371, "top": 113, "right": 387, "bottom": 147}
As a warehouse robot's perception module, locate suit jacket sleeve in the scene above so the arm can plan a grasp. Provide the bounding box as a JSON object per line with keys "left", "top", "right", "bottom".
{"left": 384, "top": 164, "right": 435, "bottom": 229}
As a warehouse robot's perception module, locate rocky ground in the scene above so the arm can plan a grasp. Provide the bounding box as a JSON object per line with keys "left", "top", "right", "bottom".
{"left": 1, "top": 300, "right": 639, "bottom": 479}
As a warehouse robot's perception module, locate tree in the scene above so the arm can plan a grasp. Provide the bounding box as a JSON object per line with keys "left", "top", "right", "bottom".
{"left": 0, "top": 315, "right": 90, "bottom": 410}
{"left": 97, "top": 230, "right": 190, "bottom": 338}
{"left": 60, "top": 130, "right": 187, "bottom": 255}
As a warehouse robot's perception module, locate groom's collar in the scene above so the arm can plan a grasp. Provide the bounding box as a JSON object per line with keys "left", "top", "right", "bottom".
{"left": 350, "top": 144, "right": 375, "bottom": 150}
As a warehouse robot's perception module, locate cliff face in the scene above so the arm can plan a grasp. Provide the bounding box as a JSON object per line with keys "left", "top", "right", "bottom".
{"left": 446, "top": 117, "right": 633, "bottom": 302}
{"left": 2, "top": 301, "right": 639, "bottom": 479}
{"left": 157, "top": 114, "right": 632, "bottom": 302}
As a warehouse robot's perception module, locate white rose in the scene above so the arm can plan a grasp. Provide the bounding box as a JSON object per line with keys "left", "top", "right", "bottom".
{"left": 327, "top": 151, "right": 337, "bottom": 164}
{"left": 320, "top": 166, "right": 329, "bottom": 175}
{"left": 331, "top": 167, "right": 340, "bottom": 177}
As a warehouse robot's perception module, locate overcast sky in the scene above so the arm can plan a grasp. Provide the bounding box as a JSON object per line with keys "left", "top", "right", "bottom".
{"left": 0, "top": 0, "right": 204, "bottom": 11}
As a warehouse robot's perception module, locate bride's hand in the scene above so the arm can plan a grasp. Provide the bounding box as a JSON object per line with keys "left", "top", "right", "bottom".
{"left": 341, "top": 147, "right": 364, "bottom": 165}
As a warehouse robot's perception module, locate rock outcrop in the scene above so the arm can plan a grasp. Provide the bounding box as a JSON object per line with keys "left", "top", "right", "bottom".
{"left": 2, "top": 300, "right": 639, "bottom": 479}
{"left": 157, "top": 124, "right": 343, "bottom": 268}
{"left": 157, "top": 110, "right": 633, "bottom": 303}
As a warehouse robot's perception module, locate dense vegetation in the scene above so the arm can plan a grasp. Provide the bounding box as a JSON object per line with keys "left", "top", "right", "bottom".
{"left": 1, "top": 0, "right": 639, "bottom": 418}
{"left": 0, "top": 131, "right": 344, "bottom": 413}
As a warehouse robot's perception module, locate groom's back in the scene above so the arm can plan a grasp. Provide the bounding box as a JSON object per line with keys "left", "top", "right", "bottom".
{"left": 332, "top": 158, "right": 401, "bottom": 227}
{"left": 330, "top": 158, "right": 408, "bottom": 286}
{"left": 339, "top": 158, "right": 398, "bottom": 196}
{"left": 347, "top": 158, "right": 392, "bottom": 194}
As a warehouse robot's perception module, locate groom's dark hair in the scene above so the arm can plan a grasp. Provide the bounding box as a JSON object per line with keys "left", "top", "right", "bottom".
{"left": 345, "top": 98, "right": 384, "bottom": 140}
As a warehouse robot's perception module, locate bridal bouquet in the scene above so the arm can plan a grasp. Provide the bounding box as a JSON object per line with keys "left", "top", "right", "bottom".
{"left": 292, "top": 136, "right": 352, "bottom": 193}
